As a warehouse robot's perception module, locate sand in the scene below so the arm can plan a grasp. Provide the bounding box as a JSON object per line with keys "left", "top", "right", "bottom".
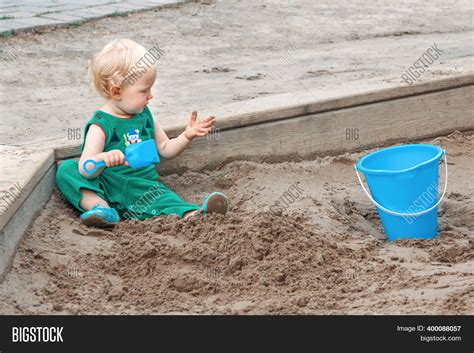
{"left": 0, "top": 131, "right": 472, "bottom": 315}
{"left": 0, "top": 0, "right": 473, "bottom": 146}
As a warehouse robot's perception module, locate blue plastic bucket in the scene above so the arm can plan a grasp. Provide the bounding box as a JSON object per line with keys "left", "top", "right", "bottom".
{"left": 354, "top": 144, "right": 447, "bottom": 241}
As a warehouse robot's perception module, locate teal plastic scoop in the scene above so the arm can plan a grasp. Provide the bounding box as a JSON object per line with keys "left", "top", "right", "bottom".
{"left": 83, "top": 139, "right": 160, "bottom": 174}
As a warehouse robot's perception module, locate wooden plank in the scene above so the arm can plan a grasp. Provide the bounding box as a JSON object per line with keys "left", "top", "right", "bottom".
{"left": 54, "top": 74, "right": 474, "bottom": 161}
{"left": 0, "top": 164, "right": 56, "bottom": 282}
{"left": 0, "top": 147, "right": 55, "bottom": 231}
{"left": 154, "top": 85, "right": 473, "bottom": 174}
{"left": 183, "top": 73, "right": 474, "bottom": 132}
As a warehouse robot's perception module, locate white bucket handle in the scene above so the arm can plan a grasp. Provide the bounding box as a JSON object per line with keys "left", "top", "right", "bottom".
{"left": 354, "top": 151, "right": 448, "bottom": 217}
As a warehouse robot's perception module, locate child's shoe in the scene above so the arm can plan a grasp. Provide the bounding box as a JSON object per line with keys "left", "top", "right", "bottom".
{"left": 201, "top": 192, "right": 228, "bottom": 215}
{"left": 80, "top": 204, "right": 119, "bottom": 228}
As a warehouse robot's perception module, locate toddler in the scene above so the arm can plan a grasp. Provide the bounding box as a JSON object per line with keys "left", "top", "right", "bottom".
{"left": 56, "top": 39, "right": 228, "bottom": 227}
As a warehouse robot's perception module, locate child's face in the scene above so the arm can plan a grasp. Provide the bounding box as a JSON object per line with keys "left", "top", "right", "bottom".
{"left": 115, "top": 71, "right": 156, "bottom": 115}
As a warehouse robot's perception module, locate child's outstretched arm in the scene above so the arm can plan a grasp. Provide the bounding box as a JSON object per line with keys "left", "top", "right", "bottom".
{"left": 155, "top": 111, "right": 215, "bottom": 159}
{"left": 78, "top": 124, "right": 127, "bottom": 178}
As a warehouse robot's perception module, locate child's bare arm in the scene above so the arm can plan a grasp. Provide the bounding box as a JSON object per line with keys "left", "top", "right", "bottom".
{"left": 155, "top": 111, "right": 215, "bottom": 159}
{"left": 78, "top": 124, "right": 126, "bottom": 178}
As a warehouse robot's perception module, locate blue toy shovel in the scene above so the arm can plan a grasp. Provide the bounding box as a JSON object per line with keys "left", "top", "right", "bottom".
{"left": 83, "top": 139, "right": 160, "bottom": 174}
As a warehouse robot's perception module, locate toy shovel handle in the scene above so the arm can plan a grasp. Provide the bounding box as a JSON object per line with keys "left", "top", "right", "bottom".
{"left": 83, "top": 159, "right": 107, "bottom": 174}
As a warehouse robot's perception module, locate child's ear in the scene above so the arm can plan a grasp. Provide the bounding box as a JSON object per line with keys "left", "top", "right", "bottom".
{"left": 109, "top": 85, "right": 122, "bottom": 100}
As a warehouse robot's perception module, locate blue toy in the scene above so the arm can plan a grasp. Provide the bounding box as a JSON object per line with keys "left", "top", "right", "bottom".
{"left": 354, "top": 144, "right": 448, "bottom": 241}
{"left": 83, "top": 139, "right": 160, "bottom": 174}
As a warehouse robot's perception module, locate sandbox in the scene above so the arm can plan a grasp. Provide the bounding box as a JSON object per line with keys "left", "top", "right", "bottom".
{"left": 0, "top": 130, "right": 472, "bottom": 315}
{"left": 0, "top": 72, "right": 473, "bottom": 314}
{"left": 0, "top": 59, "right": 473, "bottom": 314}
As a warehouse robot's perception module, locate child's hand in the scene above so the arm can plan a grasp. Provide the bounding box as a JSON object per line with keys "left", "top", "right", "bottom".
{"left": 184, "top": 111, "right": 215, "bottom": 140}
{"left": 97, "top": 150, "right": 129, "bottom": 167}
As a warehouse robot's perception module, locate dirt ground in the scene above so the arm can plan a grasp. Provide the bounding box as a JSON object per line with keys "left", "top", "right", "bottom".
{"left": 0, "top": 0, "right": 473, "bottom": 146}
{"left": 0, "top": 131, "right": 472, "bottom": 315}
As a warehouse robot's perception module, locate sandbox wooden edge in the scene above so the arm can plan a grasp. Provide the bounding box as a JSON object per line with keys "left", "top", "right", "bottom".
{"left": 53, "top": 74, "right": 474, "bottom": 162}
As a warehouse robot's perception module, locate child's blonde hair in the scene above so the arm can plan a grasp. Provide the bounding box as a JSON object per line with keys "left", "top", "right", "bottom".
{"left": 88, "top": 38, "right": 158, "bottom": 99}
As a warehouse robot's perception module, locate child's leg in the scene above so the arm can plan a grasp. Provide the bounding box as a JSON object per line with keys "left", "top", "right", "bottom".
{"left": 79, "top": 188, "right": 109, "bottom": 211}
{"left": 183, "top": 210, "right": 200, "bottom": 219}
{"left": 79, "top": 188, "right": 119, "bottom": 227}
{"left": 56, "top": 160, "right": 119, "bottom": 227}
{"left": 182, "top": 192, "right": 228, "bottom": 219}
{"left": 56, "top": 160, "right": 109, "bottom": 213}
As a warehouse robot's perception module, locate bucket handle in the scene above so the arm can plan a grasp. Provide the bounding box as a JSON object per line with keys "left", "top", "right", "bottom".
{"left": 354, "top": 151, "right": 448, "bottom": 217}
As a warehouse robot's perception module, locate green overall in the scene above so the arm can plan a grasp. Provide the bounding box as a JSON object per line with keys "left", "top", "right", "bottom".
{"left": 55, "top": 107, "right": 200, "bottom": 219}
